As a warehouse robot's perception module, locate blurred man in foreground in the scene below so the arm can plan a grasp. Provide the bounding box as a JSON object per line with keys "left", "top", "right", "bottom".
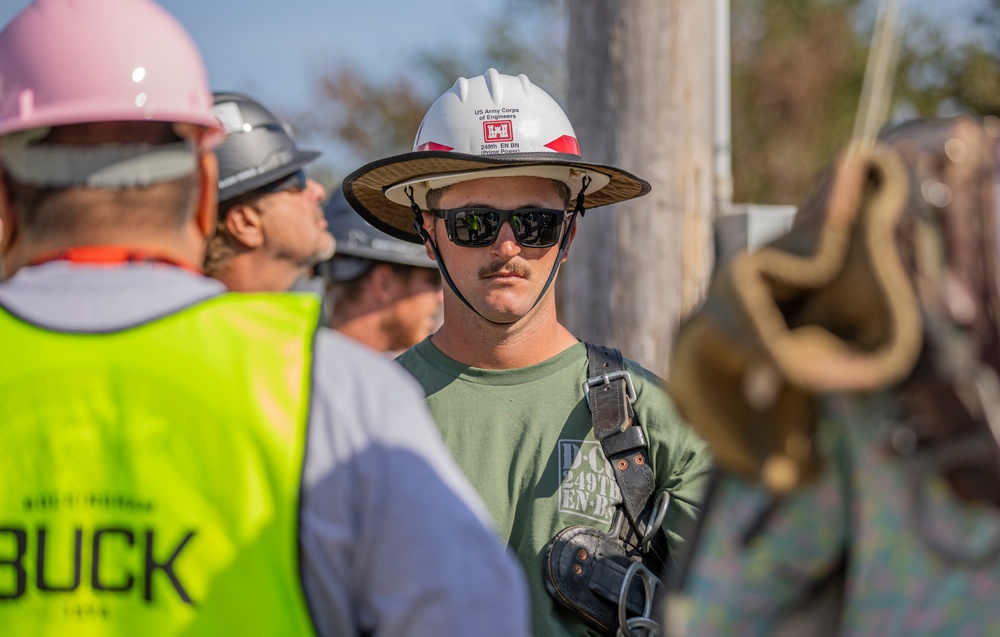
{"left": 0, "top": 2, "right": 529, "bottom": 635}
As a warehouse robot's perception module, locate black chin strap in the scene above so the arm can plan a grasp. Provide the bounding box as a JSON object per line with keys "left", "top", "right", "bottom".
{"left": 405, "top": 176, "right": 591, "bottom": 326}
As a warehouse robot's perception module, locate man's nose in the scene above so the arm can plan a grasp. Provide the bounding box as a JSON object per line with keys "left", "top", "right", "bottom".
{"left": 306, "top": 178, "right": 326, "bottom": 203}
{"left": 491, "top": 220, "right": 521, "bottom": 257}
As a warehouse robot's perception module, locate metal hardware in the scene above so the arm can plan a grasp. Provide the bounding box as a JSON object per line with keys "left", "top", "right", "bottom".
{"left": 640, "top": 491, "right": 671, "bottom": 553}
{"left": 616, "top": 561, "right": 662, "bottom": 637}
{"left": 609, "top": 509, "right": 625, "bottom": 539}
{"left": 583, "top": 369, "right": 638, "bottom": 409}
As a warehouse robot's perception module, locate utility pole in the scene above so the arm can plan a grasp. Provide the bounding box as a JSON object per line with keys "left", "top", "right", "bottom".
{"left": 559, "top": 0, "right": 716, "bottom": 376}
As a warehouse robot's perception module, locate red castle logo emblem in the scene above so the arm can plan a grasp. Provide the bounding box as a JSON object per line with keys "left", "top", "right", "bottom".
{"left": 483, "top": 120, "right": 514, "bottom": 143}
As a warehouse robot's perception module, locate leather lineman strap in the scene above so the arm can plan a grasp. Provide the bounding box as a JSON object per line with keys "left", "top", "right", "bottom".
{"left": 586, "top": 343, "right": 656, "bottom": 528}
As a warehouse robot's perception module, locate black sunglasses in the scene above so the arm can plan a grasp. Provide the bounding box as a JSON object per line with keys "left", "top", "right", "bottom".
{"left": 430, "top": 207, "right": 567, "bottom": 248}
{"left": 258, "top": 168, "right": 307, "bottom": 195}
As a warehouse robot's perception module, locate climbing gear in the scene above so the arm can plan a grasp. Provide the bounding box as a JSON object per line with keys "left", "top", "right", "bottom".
{"left": 544, "top": 344, "right": 669, "bottom": 637}
{"left": 669, "top": 116, "right": 1000, "bottom": 564}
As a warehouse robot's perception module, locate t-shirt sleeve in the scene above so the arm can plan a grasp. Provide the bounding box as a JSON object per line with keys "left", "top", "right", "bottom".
{"left": 633, "top": 366, "right": 715, "bottom": 560}
{"left": 659, "top": 422, "right": 713, "bottom": 562}
{"left": 300, "top": 331, "right": 530, "bottom": 637}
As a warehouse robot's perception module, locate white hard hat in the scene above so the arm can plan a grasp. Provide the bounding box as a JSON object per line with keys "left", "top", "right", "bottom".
{"left": 343, "top": 69, "right": 650, "bottom": 244}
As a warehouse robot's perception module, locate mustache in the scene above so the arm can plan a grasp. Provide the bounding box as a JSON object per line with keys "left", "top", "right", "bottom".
{"left": 478, "top": 259, "right": 531, "bottom": 279}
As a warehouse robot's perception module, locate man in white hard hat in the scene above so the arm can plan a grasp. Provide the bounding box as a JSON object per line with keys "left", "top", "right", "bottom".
{"left": 344, "top": 68, "right": 710, "bottom": 637}
{"left": 205, "top": 92, "right": 335, "bottom": 292}
{"left": 318, "top": 189, "right": 442, "bottom": 352}
{"left": 0, "top": 3, "right": 528, "bottom": 635}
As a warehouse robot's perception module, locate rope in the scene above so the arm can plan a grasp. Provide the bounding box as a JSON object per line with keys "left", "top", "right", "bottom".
{"left": 850, "top": 0, "right": 906, "bottom": 156}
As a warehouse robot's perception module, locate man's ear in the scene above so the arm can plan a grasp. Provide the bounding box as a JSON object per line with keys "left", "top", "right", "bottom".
{"left": 0, "top": 172, "right": 18, "bottom": 255}
{"left": 369, "top": 263, "right": 401, "bottom": 304}
{"left": 0, "top": 173, "right": 23, "bottom": 279}
{"left": 0, "top": 175, "right": 11, "bottom": 249}
{"left": 421, "top": 212, "right": 438, "bottom": 261}
{"left": 559, "top": 219, "right": 578, "bottom": 264}
{"left": 195, "top": 151, "right": 219, "bottom": 239}
{"left": 223, "top": 202, "right": 265, "bottom": 249}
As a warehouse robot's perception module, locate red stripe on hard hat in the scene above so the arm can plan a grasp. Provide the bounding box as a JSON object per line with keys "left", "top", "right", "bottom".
{"left": 544, "top": 135, "right": 580, "bottom": 155}
{"left": 417, "top": 141, "right": 455, "bottom": 152}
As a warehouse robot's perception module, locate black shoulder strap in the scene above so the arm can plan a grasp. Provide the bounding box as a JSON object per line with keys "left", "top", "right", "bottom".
{"left": 585, "top": 343, "right": 656, "bottom": 528}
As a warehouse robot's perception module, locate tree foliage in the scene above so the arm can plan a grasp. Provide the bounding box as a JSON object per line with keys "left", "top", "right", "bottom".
{"left": 894, "top": 0, "right": 1000, "bottom": 119}
{"left": 730, "top": 0, "right": 867, "bottom": 204}
{"left": 732, "top": 0, "right": 1000, "bottom": 204}
{"left": 305, "top": 0, "right": 1000, "bottom": 202}
{"left": 300, "top": 0, "right": 565, "bottom": 179}
{"left": 310, "top": 66, "right": 427, "bottom": 166}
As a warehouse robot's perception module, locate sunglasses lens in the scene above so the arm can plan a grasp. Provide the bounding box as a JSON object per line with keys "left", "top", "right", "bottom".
{"left": 513, "top": 210, "right": 562, "bottom": 247}
{"left": 453, "top": 209, "right": 500, "bottom": 247}
{"left": 263, "top": 169, "right": 307, "bottom": 195}
{"left": 441, "top": 208, "right": 566, "bottom": 248}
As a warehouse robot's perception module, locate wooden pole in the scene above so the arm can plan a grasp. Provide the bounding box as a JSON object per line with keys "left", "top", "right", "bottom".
{"left": 560, "top": 0, "right": 716, "bottom": 376}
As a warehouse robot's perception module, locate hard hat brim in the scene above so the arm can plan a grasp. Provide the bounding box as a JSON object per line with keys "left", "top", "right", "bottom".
{"left": 218, "top": 149, "right": 320, "bottom": 203}
{"left": 343, "top": 151, "right": 651, "bottom": 245}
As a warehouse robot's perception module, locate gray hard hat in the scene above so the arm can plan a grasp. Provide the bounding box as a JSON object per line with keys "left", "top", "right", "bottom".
{"left": 319, "top": 188, "right": 437, "bottom": 282}
{"left": 212, "top": 92, "right": 320, "bottom": 202}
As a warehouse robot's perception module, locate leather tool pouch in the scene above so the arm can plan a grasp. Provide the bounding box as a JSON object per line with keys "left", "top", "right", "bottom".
{"left": 543, "top": 525, "right": 651, "bottom": 635}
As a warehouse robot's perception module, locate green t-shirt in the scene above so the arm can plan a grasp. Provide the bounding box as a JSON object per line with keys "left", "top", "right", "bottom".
{"left": 396, "top": 338, "right": 711, "bottom": 637}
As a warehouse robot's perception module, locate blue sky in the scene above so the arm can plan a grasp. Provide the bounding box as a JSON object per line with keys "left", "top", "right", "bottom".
{"left": 1, "top": 0, "right": 502, "bottom": 175}
{"left": 1, "top": 1, "right": 497, "bottom": 97}
{"left": 1, "top": 0, "right": 989, "bottom": 178}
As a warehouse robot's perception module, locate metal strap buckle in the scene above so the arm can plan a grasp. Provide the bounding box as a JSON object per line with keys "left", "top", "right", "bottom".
{"left": 640, "top": 491, "right": 671, "bottom": 553}
{"left": 616, "top": 561, "right": 663, "bottom": 637}
{"left": 583, "top": 369, "right": 638, "bottom": 409}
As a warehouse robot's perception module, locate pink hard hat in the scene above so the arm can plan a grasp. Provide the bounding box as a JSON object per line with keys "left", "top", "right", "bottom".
{"left": 0, "top": 0, "right": 219, "bottom": 138}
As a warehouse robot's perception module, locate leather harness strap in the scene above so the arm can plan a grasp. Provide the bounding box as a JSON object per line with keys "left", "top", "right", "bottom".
{"left": 543, "top": 344, "right": 668, "bottom": 636}
{"left": 586, "top": 343, "right": 656, "bottom": 530}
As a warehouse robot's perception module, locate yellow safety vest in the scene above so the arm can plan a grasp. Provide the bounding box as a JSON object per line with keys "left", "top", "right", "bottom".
{"left": 0, "top": 293, "right": 319, "bottom": 636}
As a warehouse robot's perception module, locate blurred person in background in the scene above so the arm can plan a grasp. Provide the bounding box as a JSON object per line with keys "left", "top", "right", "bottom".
{"left": 204, "top": 92, "right": 335, "bottom": 292}
{"left": 318, "top": 189, "right": 441, "bottom": 352}
{"left": 0, "top": 2, "right": 530, "bottom": 635}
